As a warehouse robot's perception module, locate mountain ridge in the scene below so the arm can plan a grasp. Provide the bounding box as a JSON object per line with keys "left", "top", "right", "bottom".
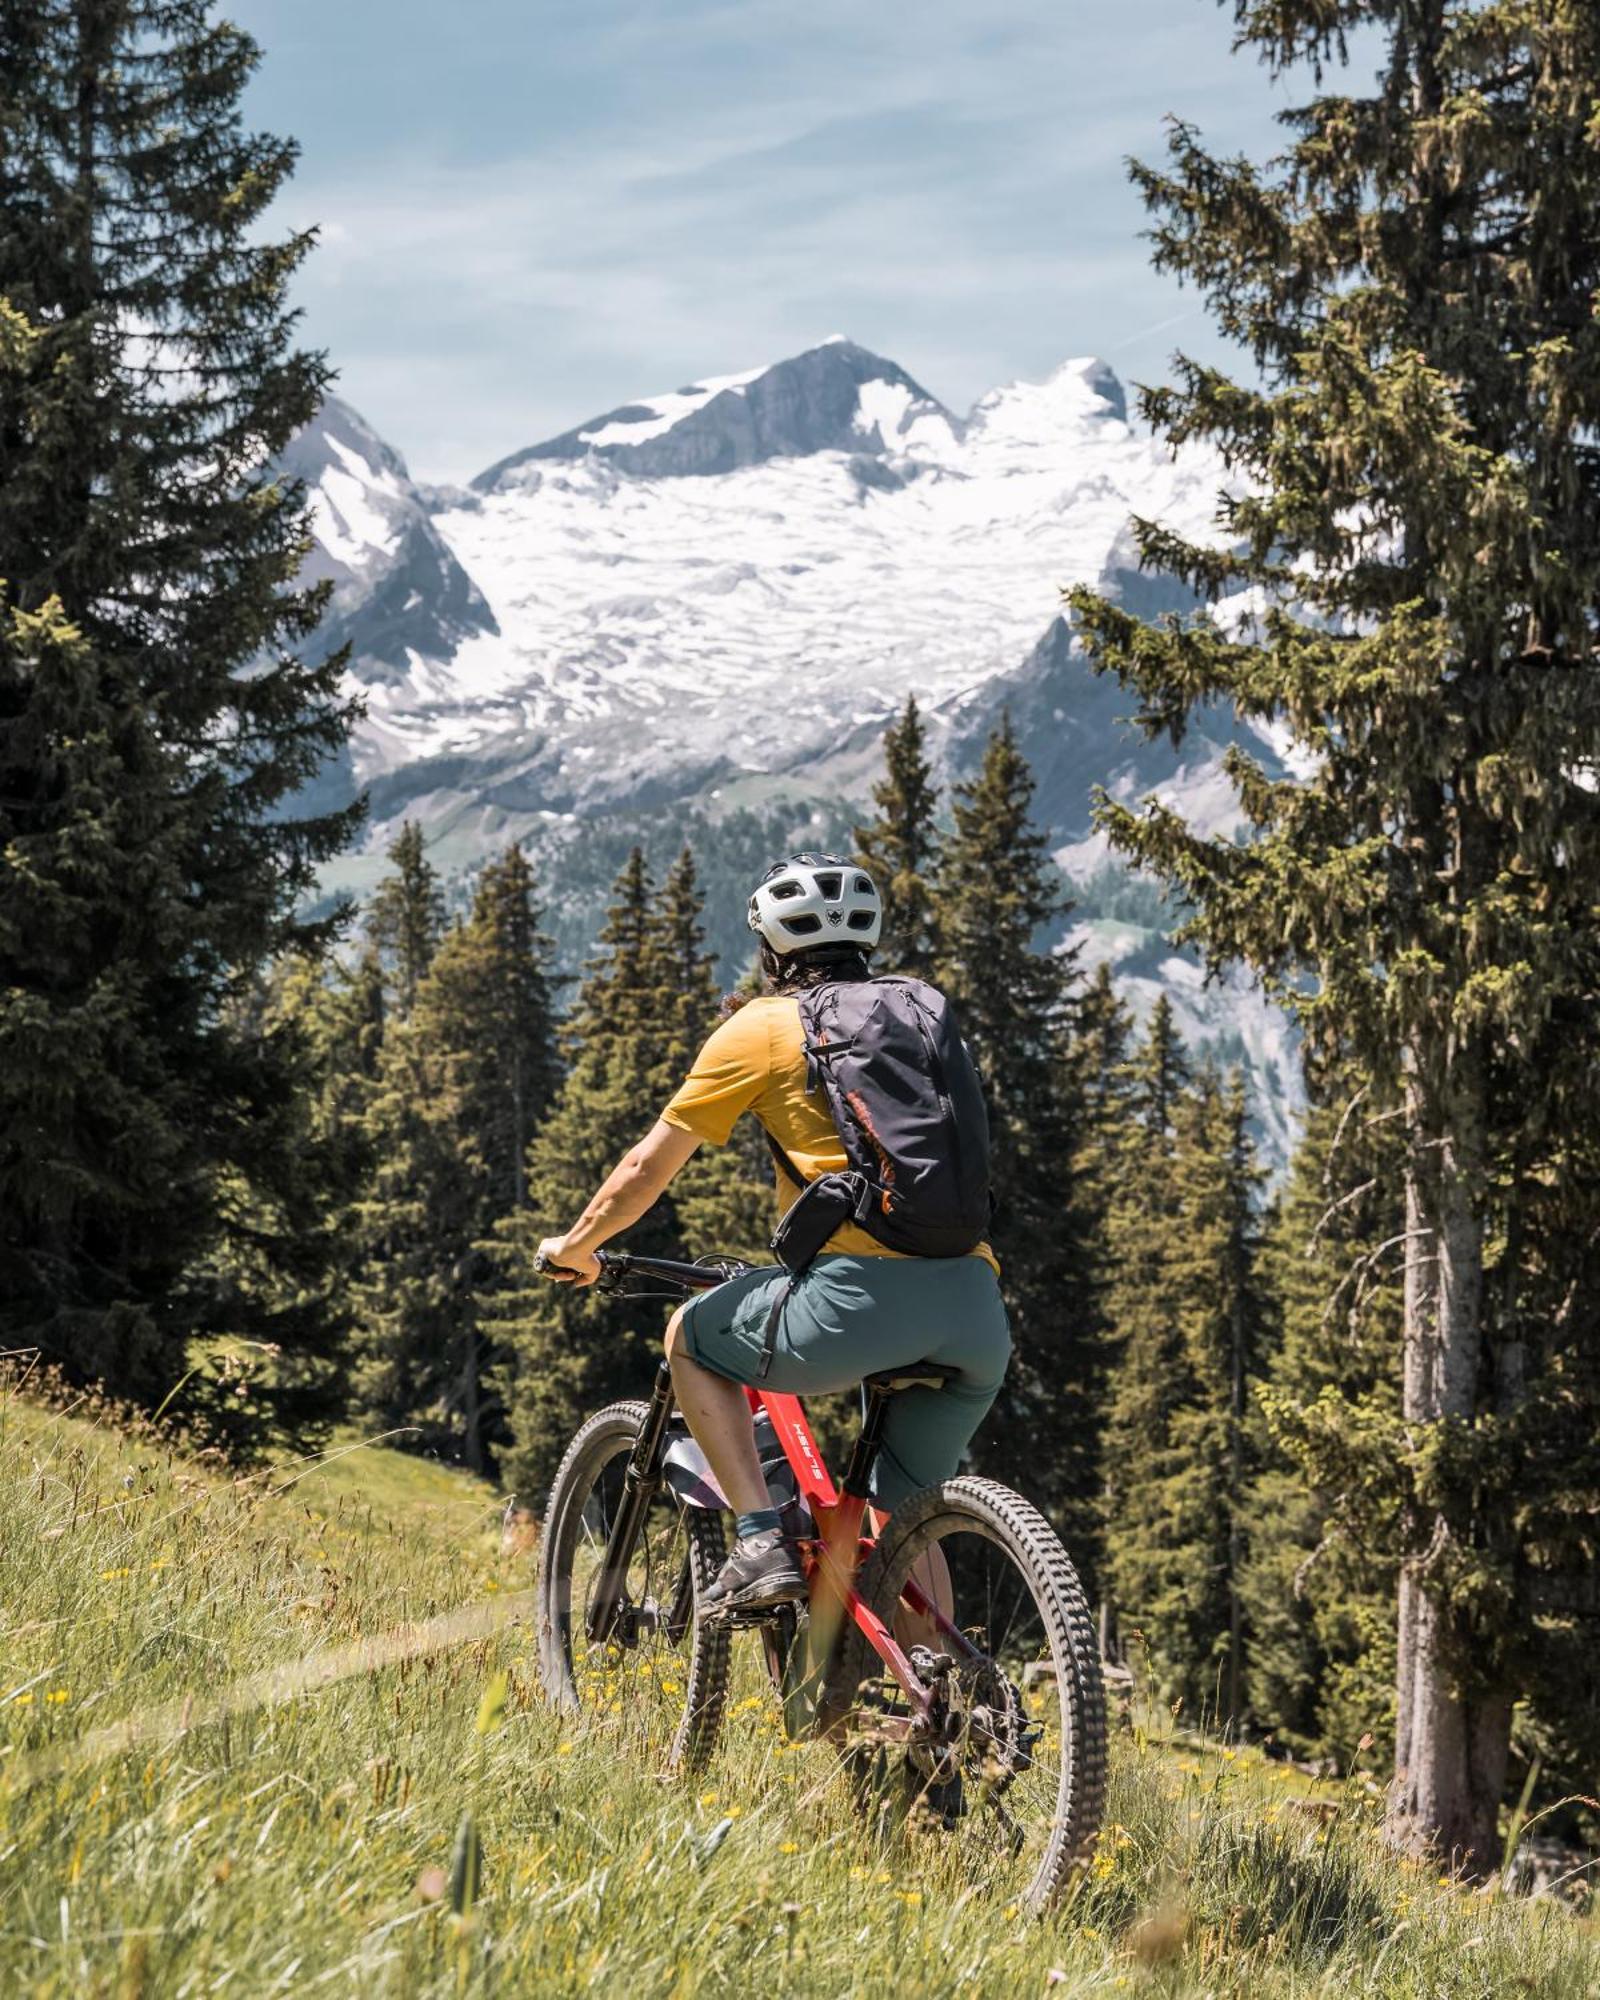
{"left": 284, "top": 337, "right": 1305, "bottom": 1155}
{"left": 472, "top": 336, "right": 960, "bottom": 489}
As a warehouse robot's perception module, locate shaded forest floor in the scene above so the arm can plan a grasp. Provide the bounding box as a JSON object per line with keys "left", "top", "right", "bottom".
{"left": 1, "top": 1377, "right": 1595, "bottom": 1997}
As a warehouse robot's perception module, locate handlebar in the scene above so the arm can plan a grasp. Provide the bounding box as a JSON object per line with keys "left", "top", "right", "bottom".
{"left": 533, "top": 1247, "right": 750, "bottom": 1294}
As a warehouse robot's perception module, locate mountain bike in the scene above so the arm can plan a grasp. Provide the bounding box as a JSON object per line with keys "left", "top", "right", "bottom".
{"left": 535, "top": 1247, "right": 1106, "bottom": 1912}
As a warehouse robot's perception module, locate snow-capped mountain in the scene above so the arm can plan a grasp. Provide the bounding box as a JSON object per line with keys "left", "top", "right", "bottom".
{"left": 475, "top": 335, "right": 959, "bottom": 486}
{"left": 286, "top": 337, "right": 1304, "bottom": 1156}
{"left": 280, "top": 396, "right": 496, "bottom": 689}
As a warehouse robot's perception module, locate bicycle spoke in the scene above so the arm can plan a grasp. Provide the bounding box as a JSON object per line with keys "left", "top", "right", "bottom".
{"left": 540, "top": 1399, "right": 731, "bottom": 1771}
{"left": 842, "top": 1480, "right": 1105, "bottom": 1913}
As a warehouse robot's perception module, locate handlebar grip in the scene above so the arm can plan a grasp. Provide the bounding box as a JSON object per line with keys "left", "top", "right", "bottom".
{"left": 534, "top": 1252, "right": 582, "bottom": 1279}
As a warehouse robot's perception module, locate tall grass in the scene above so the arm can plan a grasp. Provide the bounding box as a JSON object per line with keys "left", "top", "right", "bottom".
{"left": 1, "top": 1374, "right": 1595, "bottom": 1997}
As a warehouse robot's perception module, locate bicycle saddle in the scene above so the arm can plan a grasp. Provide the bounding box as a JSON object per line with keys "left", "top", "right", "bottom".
{"left": 862, "top": 1362, "right": 961, "bottom": 1394}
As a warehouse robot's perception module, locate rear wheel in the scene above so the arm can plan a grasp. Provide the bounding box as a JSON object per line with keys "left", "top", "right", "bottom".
{"left": 537, "top": 1400, "right": 731, "bottom": 1772}
{"left": 832, "top": 1477, "right": 1106, "bottom": 1913}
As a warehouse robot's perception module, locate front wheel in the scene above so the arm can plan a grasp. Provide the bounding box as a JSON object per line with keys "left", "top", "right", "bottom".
{"left": 537, "top": 1400, "right": 731, "bottom": 1772}
{"left": 833, "top": 1476, "right": 1107, "bottom": 1913}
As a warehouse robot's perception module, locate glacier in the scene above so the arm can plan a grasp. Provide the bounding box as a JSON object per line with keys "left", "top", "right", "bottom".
{"left": 287, "top": 336, "right": 1305, "bottom": 1158}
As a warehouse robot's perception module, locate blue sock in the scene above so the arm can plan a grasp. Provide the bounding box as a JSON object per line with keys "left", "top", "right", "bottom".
{"left": 735, "top": 1507, "right": 781, "bottom": 1541}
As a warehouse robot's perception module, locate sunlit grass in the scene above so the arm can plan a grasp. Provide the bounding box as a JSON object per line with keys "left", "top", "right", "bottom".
{"left": 0, "top": 1376, "right": 1595, "bottom": 1997}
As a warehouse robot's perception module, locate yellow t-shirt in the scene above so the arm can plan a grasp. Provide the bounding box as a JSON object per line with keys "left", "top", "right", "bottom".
{"left": 661, "top": 994, "right": 997, "bottom": 1271}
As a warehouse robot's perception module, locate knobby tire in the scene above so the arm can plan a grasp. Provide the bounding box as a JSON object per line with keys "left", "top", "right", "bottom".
{"left": 831, "top": 1475, "right": 1107, "bottom": 1913}
{"left": 537, "top": 1400, "right": 731, "bottom": 1773}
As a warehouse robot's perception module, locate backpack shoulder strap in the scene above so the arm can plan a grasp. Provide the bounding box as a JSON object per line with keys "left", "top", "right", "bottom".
{"left": 763, "top": 1128, "right": 806, "bottom": 1188}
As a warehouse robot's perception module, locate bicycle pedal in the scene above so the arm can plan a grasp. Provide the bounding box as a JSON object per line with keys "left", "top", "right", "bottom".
{"left": 699, "top": 1600, "right": 789, "bottom": 1629}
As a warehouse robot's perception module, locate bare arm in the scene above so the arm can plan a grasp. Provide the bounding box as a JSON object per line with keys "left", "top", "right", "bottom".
{"left": 536, "top": 1118, "right": 703, "bottom": 1286}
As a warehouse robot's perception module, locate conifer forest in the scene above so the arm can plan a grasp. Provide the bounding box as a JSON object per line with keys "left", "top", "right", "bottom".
{"left": 5, "top": 0, "right": 1600, "bottom": 1963}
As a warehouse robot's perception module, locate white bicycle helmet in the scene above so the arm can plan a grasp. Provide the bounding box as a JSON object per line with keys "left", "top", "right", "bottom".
{"left": 747, "top": 852, "right": 882, "bottom": 956}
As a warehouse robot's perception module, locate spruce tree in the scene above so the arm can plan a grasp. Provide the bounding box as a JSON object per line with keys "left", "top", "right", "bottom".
{"left": 1069, "top": 0, "right": 1600, "bottom": 1861}
{"left": 194, "top": 946, "right": 383, "bottom": 1452}
{"left": 0, "top": 1, "right": 359, "bottom": 1399}
{"left": 366, "top": 820, "right": 445, "bottom": 1019}
{"left": 652, "top": 845, "right": 721, "bottom": 1081}
{"left": 357, "top": 845, "right": 559, "bottom": 1470}
{"left": 1068, "top": 963, "right": 1135, "bottom": 1213}
{"left": 855, "top": 694, "right": 942, "bottom": 979}
{"left": 494, "top": 850, "right": 698, "bottom": 1496}
{"left": 1103, "top": 1049, "right": 1264, "bottom": 1727}
{"left": 656, "top": 846, "right": 772, "bottom": 1263}
{"left": 1242, "top": 1092, "right": 1403, "bottom": 1761}
{"left": 1167, "top": 1068, "right": 1263, "bottom": 1726}
{"left": 934, "top": 719, "right": 1098, "bottom": 1545}
{"left": 1098, "top": 1003, "right": 1188, "bottom": 1680}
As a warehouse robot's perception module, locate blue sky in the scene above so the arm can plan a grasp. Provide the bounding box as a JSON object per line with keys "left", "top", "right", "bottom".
{"left": 230, "top": 0, "right": 1339, "bottom": 483}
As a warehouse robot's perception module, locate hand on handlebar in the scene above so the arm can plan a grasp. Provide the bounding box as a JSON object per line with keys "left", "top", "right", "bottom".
{"left": 534, "top": 1236, "right": 602, "bottom": 1288}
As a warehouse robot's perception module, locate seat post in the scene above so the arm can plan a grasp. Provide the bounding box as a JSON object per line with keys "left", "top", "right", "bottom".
{"left": 841, "top": 1384, "right": 892, "bottom": 1501}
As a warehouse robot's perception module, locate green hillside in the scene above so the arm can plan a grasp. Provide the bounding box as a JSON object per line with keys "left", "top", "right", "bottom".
{"left": 1, "top": 1374, "right": 1594, "bottom": 1998}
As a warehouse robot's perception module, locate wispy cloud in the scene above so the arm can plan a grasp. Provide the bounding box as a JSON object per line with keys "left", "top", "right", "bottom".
{"left": 239, "top": 0, "right": 1305, "bottom": 478}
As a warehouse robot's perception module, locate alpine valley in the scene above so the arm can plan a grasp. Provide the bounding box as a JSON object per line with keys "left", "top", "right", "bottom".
{"left": 287, "top": 337, "right": 1304, "bottom": 1157}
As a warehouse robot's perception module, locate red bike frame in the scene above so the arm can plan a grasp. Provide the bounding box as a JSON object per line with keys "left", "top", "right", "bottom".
{"left": 748, "top": 1385, "right": 983, "bottom": 1733}
{"left": 568, "top": 1249, "right": 986, "bottom": 1726}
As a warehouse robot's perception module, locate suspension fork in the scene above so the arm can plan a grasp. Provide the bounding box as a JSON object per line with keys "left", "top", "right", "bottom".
{"left": 586, "top": 1360, "right": 676, "bottom": 1646}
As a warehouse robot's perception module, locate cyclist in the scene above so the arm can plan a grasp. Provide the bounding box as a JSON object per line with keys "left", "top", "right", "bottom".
{"left": 536, "top": 854, "right": 1010, "bottom": 1619}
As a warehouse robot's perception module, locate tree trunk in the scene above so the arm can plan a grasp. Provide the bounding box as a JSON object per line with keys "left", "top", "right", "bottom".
{"left": 1389, "top": 1046, "right": 1507, "bottom": 1870}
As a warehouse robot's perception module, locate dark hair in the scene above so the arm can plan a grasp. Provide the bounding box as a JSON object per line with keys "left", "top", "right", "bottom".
{"left": 759, "top": 939, "right": 871, "bottom": 992}
{"left": 722, "top": 940, "right": 871, "bottom": 1015}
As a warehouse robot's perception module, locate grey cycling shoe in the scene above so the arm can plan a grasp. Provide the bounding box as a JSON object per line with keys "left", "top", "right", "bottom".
{"left": 700, "top": 1529, "right": 806, "bottom": 1619}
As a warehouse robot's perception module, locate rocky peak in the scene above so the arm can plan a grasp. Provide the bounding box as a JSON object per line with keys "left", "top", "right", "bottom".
{"left": 280, "top": 395, "right": 496, "bottom": 686}
{"left": 472, "top": 338, "right": 960, "bottom": 490}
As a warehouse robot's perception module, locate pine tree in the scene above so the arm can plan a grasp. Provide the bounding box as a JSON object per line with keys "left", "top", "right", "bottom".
{"left": 192, "top": 946, "right": 383, "bottom": 1453}
{"left": 1098, "top": 1003, "right": 1189, "bottom": 1679}
{"left": 652, "top": 846, "right": 721, "bottom": 1081}
{"left": 1103, "top": 1050, "right": 1264, "bottom": 1727}
{"left": 366, "top": 821, "right": 445, "bottom": 1019}
{"left": 493, "top": 850, "right": 704, "bottom": 1497}
{"left": 1241, "top": 1092, "right": 1403, "bottom": 1762}
{"left": 1168, "top": 1069, "right": 1263, "bottom": 1726}
{"left": 855, "top": 694, "right": 942, "bottom": 978}
{"left": 1068, "top": 963, "right": 1135, "bottom": 1214}
{"left": 0, "top": 2, "right": 359, "bottom": 1401}
{"left": 1069, "top": 0, "right": 1600, "bottom": 1862}
{"left": 357, "top": 845, "right": 559, "bottom": 1470}
{"left": 934, "top": 719, "right": 1098, "bottom": 1544}
{"left": 655, "top": 846, "right": 772, "bottom": 1263}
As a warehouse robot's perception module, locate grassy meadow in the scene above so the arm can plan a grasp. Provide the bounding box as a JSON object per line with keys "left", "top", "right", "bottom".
{"left": 1, "top": 1370, "right": 1596, "bottom": 1999}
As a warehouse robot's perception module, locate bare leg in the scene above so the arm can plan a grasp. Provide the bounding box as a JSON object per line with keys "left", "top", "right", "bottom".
{"left": 665, "top": 1310, "right": 769, "bottom": 1518}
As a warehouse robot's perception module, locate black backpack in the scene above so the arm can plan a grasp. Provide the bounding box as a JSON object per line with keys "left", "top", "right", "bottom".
{"left": 766, "top": 976, "right": 992, "bottom": 1274}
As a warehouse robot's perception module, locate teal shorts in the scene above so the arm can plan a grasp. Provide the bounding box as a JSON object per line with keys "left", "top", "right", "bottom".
{"left": 678, "top": 1254, "right": 1011, "bottom": 1510}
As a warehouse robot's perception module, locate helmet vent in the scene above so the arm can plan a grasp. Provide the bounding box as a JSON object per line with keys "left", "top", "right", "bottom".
{"left": 749, "top": 853, "right": 883, "bottom": 957}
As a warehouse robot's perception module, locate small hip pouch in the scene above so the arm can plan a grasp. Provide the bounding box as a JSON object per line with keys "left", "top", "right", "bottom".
{"left": 758, "top": 1170, "right": 874, "bottom": 1379}
{"left": 769, "top": 1169, "right": 873, "bottom": 1274}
